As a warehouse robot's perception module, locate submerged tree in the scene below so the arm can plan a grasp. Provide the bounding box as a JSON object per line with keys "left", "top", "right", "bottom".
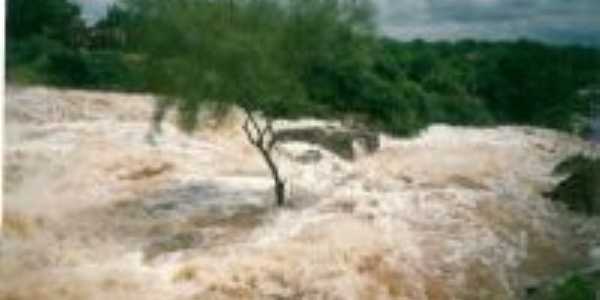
{"left": 125, "top": 0, "right": 375, "bottom": 206}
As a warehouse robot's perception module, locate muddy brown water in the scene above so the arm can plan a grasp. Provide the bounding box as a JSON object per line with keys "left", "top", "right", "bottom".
{"left": 2, "top": 87, "right": 599, "bottom": 300}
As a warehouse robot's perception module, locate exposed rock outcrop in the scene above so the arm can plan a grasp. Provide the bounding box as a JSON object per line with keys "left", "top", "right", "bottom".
{"left": 271, "top": 126, "right": 380, "bottom": 160}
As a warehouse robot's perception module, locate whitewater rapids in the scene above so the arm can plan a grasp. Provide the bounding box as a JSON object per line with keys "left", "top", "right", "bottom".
{"left": 1, "top": 86, "right": 599, "bottom": 300}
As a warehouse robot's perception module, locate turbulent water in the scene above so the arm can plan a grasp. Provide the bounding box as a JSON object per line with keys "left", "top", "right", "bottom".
{"left": 2, "top": 86, "right": 600, "bottom": 300}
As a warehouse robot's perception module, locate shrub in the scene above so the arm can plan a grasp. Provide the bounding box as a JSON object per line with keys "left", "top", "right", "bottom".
{"left": 550, "top": 275, "right": 596, "bottom": 300}
{"left": 548, "top": 155, "right": 600, "bottom": 215}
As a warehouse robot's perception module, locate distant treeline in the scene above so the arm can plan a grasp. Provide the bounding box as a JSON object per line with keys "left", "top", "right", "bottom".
{"left": 7, "top": 0, "right": 600, "bottom": 135}
{"left": 7, "top": 0, "right": 143, "bottom": 90}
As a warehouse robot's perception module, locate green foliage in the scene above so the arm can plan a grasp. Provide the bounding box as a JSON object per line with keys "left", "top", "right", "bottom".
{"left": 548, "top": 155, "right": 600, "bottom": 215}
{"left": 7, "top": 0, "right": 85, "bottom": 46}
{"left": 6, "top": 0, "right": 143, "bottom": 91}
{"left": 7, "top": 0, "right": 600, "bottom": 136}
{"left": 7, "top": 36, "right": 143, "bottom": 91}
{"left": 46, "top": 50, "right": 143, "bottom": 90}
{"left": 91, "top": 4, "right": 139, "bottom": 50}
{"left": 550, "top": 275, "right": 596, "bottom": 300}
{"left": 472, "top": 40, "right": 599, "bottom": 130}
{"left": 127, "top": 0, "right": 375, "bottom": 131}
{"left": 372, "top": 39, "right": 600, "bottom": 133}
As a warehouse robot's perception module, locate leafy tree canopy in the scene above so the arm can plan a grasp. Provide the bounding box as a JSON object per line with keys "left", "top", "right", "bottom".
{"left": 7, "top": 0, "right": 85, "bottom": 45}
{"left": 125, "top": 0, "right": 377, "bottom": 130}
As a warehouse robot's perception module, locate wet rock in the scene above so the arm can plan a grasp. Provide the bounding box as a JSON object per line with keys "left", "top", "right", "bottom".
{"left": 117, "top": 161, "right": 174, "bottom": 181}
{"left": 590, "top": 246, "right": 600, "bottom": 263}
{"left": 272, "top": 126, "right": 379, "bottom": 160}
{"left": 295, "top": 149, "right": 323, "bottom": 164}
{"left": 143, "top": 231, "right": 203, "bottom": 261}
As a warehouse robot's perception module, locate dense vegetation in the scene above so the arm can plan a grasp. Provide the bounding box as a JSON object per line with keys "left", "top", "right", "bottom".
{"left": 6, "top": 0, "right": 143, "bottom": 90}
{"left": 549, "top": 155, "right": 600, "bottom": 215}
{"left": 7, "top": 0, "right": 600, "bottom": 135}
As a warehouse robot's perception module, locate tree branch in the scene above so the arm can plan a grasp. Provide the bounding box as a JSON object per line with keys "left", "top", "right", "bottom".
{"left": 240, "top": 108, "right": 286, "bottom": 206}
{"left": 242, "top": 117, "right": 258, "bottom": 146}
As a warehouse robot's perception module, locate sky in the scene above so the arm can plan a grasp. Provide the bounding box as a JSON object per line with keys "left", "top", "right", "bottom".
{"left": 72, "top": 0, "right": 114, "bottom": 23}
{"left": 72, "top": 0, "right": 600, "bottom": 46}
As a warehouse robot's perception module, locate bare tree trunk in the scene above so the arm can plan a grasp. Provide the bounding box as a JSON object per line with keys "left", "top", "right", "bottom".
{"left": 146, "top": 98, "right": 171, "bottom": 145}
{"left": 241, "top": 108, "right": 286, "bottom": 206}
